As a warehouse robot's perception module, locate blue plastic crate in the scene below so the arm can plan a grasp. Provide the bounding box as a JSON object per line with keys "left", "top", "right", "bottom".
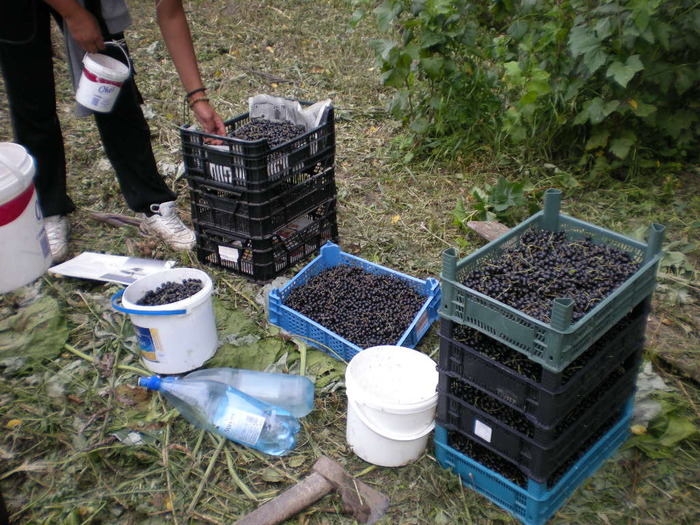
{"left": 434, "top": 398, "right": 633, "bottom": 525}
{"left": 268, "top": 241, "right": 441, "bottom": 361}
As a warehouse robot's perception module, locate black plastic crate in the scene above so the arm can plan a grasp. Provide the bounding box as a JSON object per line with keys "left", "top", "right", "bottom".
{"left": 189, "top": 165, "right": 336, "bottom": 238}
{"left": 435, "top": 353, "right": 641, "bottom": 483}
{"left": 180, "top": 104, "right": 334, "bottom": 201}
{"left": 194, "top": 199, "right": 338, "bottom": 283}
{"left": 442, "top": 397, "right": 628, "bottom": 490}
{"left": 438, "top": 297, "right": 649, "bottom": 427}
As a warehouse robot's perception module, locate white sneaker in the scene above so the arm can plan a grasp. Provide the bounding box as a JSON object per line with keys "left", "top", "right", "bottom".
{"left": 44, "top": 215, "right": 70, "bottom": 263}
{"left": 139, "top": 201, "right": 196, "bottom": 251}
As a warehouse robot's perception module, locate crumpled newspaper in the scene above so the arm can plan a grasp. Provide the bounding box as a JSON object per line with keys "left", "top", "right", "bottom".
{"left": 248, "top": 94, "right": 332, "bottom": 131}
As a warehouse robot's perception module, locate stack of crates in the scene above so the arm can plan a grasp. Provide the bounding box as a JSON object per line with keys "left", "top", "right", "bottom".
{"left": 179, "top": 103, "right": 338, "bottom": 283}
{"left": 434, "top": 189, "right": 665, "bottom": 525}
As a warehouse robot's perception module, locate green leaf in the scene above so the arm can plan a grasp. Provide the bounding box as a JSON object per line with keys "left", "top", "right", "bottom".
{"left": 368, "top": 38, "right": 396, "bottom": 62}
{"left": 585, "top": 128, "right": 610, "bottom": 150}
{"left": 626, "top": 391, "right": 699, "bottom": 458}
{"left": 675, "top": 66, "right": 697, "bottom": 95}
{"left": 630, "top": 101, "right": 656, "bottom": 118}
{"left": 609, "top": 131, "right": 637, "bottom": 159}
{"left": 568, "top": 26, "right": 597, "bottom": 58}
{"left": 421, "top": 30, "right": 446, "bottom": 49}
{"left": 419, "top": 56, "right": 445, "bottom": 80}
{"left": 488, "top": 177, "right": 528, "bottom": 214}
{"left": 503, "top": 61, "right": 521, "bottom": 81}
{"left": 409, "top": 116, "right": 430, "bottom": 134}
{"left": 569, "top": 25, "right": 607, "bottom": 73}
{"left": 206, "top": 337, "right": 287, "bottom": 371}
{"left": 214, "top": 298, "right": 259, "bottom": 338}
{"left": 373, "top": 0, "right": 402, "bottom": 33}
{"left": 0, "top": 295, "right": 69, "bottom": 363}
{"left": 606, "top": 55, "right": 644, "bottom": 88}
{"left": 658, "top": 109, "right": 697, "bottom": 139}
{"left": 574, "top": 97, "right": 607, "bottom": 125}
{"left": 380, "top": 66, "right": 409, "bottom": 89}
{"left": 583, "top": 46, "right": 608, "bottom": 74}
{"left": 452, "top": 199, "right": 467, "bottom": 225}
{"left": 526, "top": 78, "right": 551, "bottom": 97}
{"left": 388, "top": 90, "right": 410, "bottom": 117}
{"left": 304, "top": 348, "right": 345, "bottom": 389}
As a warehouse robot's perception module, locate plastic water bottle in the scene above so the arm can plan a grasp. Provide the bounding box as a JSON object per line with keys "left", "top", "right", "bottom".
{"left": 183, "top": 368, "right": 315, "bottom": 417}
{"left": 139, "top": 376, "right": 301, "bottom": 456}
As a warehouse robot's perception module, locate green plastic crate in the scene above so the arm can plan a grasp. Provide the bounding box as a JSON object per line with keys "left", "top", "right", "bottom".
{"left": 440, "top": 189, "right": 665, "bottom": 373}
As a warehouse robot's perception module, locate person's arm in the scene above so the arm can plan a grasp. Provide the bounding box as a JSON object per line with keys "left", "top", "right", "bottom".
{"left": 155, "top": 0, "right": 226, "bottom": 136}
{"left": 43, "top": 0, "right": 104, "bottom": 53}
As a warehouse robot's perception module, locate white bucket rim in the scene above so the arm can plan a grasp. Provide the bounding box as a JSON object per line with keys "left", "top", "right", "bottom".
{"left": 346, "top": 384, "right": 438, "bottom": 414}
{"left": 120, "top": 268, "right": 213, "bottom": 315}
{"left": 82, "top": 41, "right": 131, "bottom": 82}
{"left": 347, "top": 398, "right": 435, "bottom": 442}
{"left": 345, "top": 345, "right": 438, "bottom": 413}
{"left": 83, "top": 53, "right": 130, "bottom": 82}
{"left": 0, "top": 143, "right": 34, "bottom": 199}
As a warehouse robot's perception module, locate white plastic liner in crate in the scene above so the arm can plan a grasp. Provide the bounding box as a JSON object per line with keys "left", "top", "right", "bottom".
{"left": 268, "top": 241, "right": 441, "bottom": 362}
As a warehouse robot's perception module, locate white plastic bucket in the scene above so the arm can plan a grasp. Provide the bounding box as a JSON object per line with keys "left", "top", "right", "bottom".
{"left": 111, "top": 268, "right": 218, "bottom": 374}
{"left": 76, "top": 42, "right": 131, "bottom": 113}
{"left": 345, "top": 345, "right": 439, "bottom": 467}
{"left": 0, "top": 143, "right": 51, "bottom": 294}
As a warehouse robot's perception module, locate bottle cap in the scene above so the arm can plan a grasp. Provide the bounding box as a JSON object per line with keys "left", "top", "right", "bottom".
{"left": 138, "top": 376, "right": 162, "bottom": 390}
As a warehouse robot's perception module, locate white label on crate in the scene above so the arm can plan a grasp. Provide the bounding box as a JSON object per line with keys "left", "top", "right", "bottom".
{"left": 218, "top": 245, "right": 240, "bottom": 263}
{"left": 474, "top": 419, "right": 493, "bottom": 443}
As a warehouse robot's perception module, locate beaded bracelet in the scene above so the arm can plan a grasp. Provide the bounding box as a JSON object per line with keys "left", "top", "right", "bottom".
{"left": 189, "top": 97, "right": 210, "bottom": 109}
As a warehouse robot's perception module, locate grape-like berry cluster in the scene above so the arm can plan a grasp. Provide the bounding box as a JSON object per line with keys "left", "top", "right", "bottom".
{"left": 461, "top": 229, "right": 640, "bottom": 323}
{"left": 136, "top": 279, "right": 204, "bottom": 306}
{"left": 283, "top": 265, "right": 425, "bottom": 349}
{"left": 231, "top": 118, "right": 306, "bottom": 147}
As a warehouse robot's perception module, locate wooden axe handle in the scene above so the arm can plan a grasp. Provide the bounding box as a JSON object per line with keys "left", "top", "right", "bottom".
{"left": 234, "top": 472, "right": 335, "bottom": 525}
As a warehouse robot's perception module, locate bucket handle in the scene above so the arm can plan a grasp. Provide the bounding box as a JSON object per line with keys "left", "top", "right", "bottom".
{"left": 111, "top": 289, "right": 187, "bottom": 316}
{"left": 86, "top": 40, "right": 133, "bottom": 75}
{"left": 348, "top": 399, "right": 436, "bottom": 442}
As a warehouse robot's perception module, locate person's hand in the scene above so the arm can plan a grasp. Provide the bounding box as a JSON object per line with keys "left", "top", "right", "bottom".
{"left": 191, "top": 101, "right": 226, "bottom": 144}
{"left": 64, "top": 7, "right": 104, "bottom": 53}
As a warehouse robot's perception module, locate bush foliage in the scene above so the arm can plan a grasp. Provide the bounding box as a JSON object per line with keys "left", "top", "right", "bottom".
{"left": 351, "top": 0, "right": 700, "bottom": 176}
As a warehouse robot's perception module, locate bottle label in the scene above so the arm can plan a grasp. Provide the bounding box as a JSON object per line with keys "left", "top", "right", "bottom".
{"left": 214, "top": 392, "right": 265, "bottom": 445}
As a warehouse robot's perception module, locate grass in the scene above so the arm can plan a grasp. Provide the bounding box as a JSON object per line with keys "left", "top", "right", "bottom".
{"left": 1, "top": 1, "right": 699, "bottom": 524}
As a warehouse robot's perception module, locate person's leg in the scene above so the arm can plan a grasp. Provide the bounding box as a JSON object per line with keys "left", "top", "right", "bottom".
{"left": 82, "top": 0, "right": 176, "bottom": 212}
{"left": 0, "top": 0, "right": 75, "bottom": 217}
{"left": 82, "top": 0, "right": 193, "bottom": 251}
{"left": 91, "top": 41, "right": 194, "bottom": 251}
{"left": 92, "top": 59, "right": 178, "bottom": 213}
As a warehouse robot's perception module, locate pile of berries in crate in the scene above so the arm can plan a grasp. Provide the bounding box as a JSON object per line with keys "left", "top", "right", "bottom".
{"left": 435, "top": 189, "right": 666, "bottom": 525}
{"left": 179, "top": 97, "right": 338, "bottom": 283}
{"left": 268, "top": 242, "right": 441, "bottom": 362}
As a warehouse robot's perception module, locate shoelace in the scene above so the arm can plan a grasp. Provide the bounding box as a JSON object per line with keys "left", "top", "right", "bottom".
{"left": 158, "top": 213, "right": 190, "bottom": 234}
